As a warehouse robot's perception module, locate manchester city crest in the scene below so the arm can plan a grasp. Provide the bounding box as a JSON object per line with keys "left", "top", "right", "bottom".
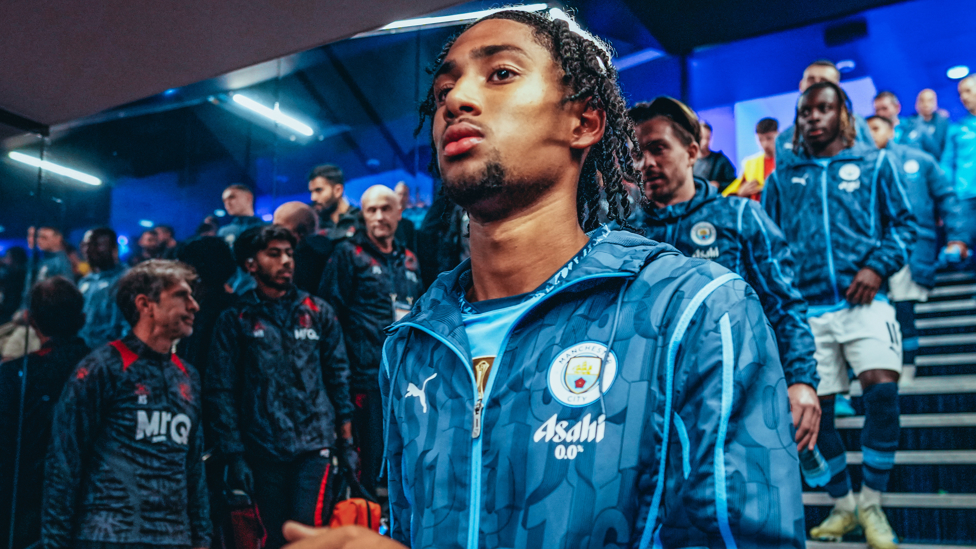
{"left": 548, "top": 342, "right": 618, "bottom": 407}
{"left": 690, "top": 221, "right": 717, "bottom": 246}
{"left": 839, "top": 163, "right": 861, "bottom": 181}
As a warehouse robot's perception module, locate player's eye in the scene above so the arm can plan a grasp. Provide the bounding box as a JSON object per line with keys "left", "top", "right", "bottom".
{"left": 489, "top": 68, "right": 516, "bottom": 82}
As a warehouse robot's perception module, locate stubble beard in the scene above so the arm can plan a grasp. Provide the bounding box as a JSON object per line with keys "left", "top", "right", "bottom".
{"left": 441, "top": 153, "right": 551, "bottom": 223}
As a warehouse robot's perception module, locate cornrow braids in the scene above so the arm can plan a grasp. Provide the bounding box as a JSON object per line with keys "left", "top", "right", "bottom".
{"left": 416, "top": 9, "right": 641, "bottom": 232}
{"left": 792, "top": 80, "right": 858, "bottom": 154}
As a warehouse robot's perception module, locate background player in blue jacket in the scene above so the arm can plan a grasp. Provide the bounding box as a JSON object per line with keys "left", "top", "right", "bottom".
{"left": 942, "top": 75, "right": 976, "bottom": 252}
{"left": 282, "top": 8, "right": 804, "bottom": 549}
{"left": 776, "top": 60, "right": 875, "bottom": 170}
{"left": 628, "top": 96, "right": 821, "bottom": 452}
{"left": 867, "top": 114, "right": 968, "bottom": 366}
{"left": 765, "top": 81, "right": 916, "bottom": 548}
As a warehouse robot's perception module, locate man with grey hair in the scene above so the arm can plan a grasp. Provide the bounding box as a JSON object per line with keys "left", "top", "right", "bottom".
{"left": 43, "top": 260, "right": 210, "bottom": 549}
{"left": 318, "top": 184, "right": 422, "bottom": 496}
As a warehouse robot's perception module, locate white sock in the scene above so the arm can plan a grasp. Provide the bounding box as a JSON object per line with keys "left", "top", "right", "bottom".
{"left": 859, "top": 485, "right": 883, "bottom": 509}
{"left": 834, "top": 491, "right": 856, "bottom": 513}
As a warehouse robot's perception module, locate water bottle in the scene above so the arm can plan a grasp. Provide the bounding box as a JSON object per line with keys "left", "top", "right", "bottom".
{"left": 799, "top": 447, "right": 830, "bottom": 487}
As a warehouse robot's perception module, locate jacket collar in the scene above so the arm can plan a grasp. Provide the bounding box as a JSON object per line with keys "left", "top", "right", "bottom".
{"left": 787, "top": 141, "right": 872, "bottom": 167}
{"left": 640, "top": 177, "right": 716, "bottom": 224}
{"left": 239, "top": 285, "right": 301, "bottom": 306}
{"left": 392, "top": 225, "right": 679, "bottom": 353}
{"left": 353, "top": 230, "right": 405, "bottom": 259}
{"left": 122, "top": 333, "right": 171, "bottom": 362}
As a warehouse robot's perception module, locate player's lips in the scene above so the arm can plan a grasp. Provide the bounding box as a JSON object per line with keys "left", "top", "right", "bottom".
{"left": 806, "top": 127, "right": 826, "bottom": 138}
{"left": 442, "top": 123, "right": 484, "bottom": 158}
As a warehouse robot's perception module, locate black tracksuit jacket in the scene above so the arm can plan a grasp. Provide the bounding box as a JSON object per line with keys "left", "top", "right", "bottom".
{"left": 0, "top": 337, "right": 90, "bottom": 549}
{"left": 317, "top": 233, "right": 422, "bottom": 391}
{"left": 206, "top": 287, "right": 353, "bottom": 462}
{"left": 42, "top": 335, "right": 210, "bottom": 549}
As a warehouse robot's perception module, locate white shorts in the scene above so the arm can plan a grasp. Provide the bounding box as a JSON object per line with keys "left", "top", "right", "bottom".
{"left": 809, "top": 300, "right": 903, "bottom": 396}
{"left": 888, "top": 266, "right": 930, "bottom": 303}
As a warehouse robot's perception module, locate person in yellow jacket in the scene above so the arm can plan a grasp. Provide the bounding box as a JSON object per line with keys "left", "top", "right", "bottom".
{"left": 724, "top": 117, "right": 779, "bottom": 201}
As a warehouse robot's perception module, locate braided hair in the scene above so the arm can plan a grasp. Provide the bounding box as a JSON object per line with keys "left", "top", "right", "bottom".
{"left": 416, "top": 9, "right": 641, "bottom": 231}
{"left": 792, "top": 81, "right": 858, "bottom": 154}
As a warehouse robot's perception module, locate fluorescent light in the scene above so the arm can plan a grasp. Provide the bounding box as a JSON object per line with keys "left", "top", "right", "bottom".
{"left": 231, "top": 94, "right": 314, "bottom": 136}
{"left": 837, "top": 59, "right": 856, "bottom": 73}
{"left": 7, "top": 152, "right": 102, "bottom": 186}
{"left": 615, "top": 48, "right": 665, "bottom": 71}
{"left": 380, "top": 3, "right": 547, "bottom": 30}
{"left": 139, "top": 220, "right": 154, "bottom": 228}
{"left": 948, "top": 65, "right": 971, "bottom": 80}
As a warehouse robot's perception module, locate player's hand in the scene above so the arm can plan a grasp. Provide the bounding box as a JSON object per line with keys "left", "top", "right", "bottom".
{"left": 845, "top": 268, "right": 882, "bottom": 305}
{"left": 788, "top": 383, "right": 821, "bottom": 451}
{"left": 946, "top": 240, "right": 969, "bottom": 260}
{"left": 282, "top": 521, "right": 405, "bottom": 549}
{"left": 737, "top": 179, "right": 761, "bottom": 197}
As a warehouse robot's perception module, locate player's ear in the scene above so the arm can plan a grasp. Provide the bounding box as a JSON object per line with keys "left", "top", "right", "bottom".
{"left": 571, "top": 99, "right": 606, "bottom": 151}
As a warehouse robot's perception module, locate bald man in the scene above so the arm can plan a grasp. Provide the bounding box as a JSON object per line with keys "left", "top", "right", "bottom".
{"left": 317, "top": 185, "right": 422, "bottom": 496}
{"left": 776, "top": 60, "right": 875, "bottom": 169}
{"left": 274, "top": 202, "right": 335, "bottom": 295}
{"left": 904, "top": 89, "right": 951, "bottom": 160}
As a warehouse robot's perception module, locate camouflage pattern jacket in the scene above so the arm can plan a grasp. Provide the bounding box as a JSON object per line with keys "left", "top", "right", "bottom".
{"left": 43, "top": 336, "right": 210, "bottom": 548}
{"left": 381, "top": 227, "right": 805, "bottom": 549}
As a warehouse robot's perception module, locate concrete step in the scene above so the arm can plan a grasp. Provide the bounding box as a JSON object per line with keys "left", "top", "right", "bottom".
{"left": 848, "top": 374, "right": 976, "bottom": 396}
{"left": 845, "top": 450, "right": 976, "bottom": 465}
{"left": 803, "top": 492, "right": 976, "bottom": 508}
{"left": 915, "top": 353, "right": 976, "bottom": 367}
{"left": 916, "top": 299, "right": 976, "bottom": 314}
{"left": 917, "top": 315, "right": 976, "bottom": 330}
{"left": 807, "top": 540, "right": 976, "bottom": 549}
{"left": 936, "top": 271, "right": 975, "bottom": 283}
{"left": 930, "top": 284, "right": 976, "bottom": 298}
{"left": 836, "top": 413, "right": 976, "bottom": 429}
{"left": 919, "top": 333, "right": 976, "bottom": 347}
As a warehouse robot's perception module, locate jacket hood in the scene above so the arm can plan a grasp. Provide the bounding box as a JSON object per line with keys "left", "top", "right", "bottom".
{"left": 394, "top": 225, "right": 681, "bottom": 340}
{"left": 640, "top": 177, "right": 719, "bottom": 224}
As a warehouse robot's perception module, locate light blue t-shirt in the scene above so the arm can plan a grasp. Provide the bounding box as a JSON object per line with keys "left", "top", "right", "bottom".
{"left": 461, "top": 292, "right": 541, "bottom": 362}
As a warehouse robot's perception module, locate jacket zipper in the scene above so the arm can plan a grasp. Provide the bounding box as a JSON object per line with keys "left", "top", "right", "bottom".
{"left": 471, "top": 358, "right": 491, "bottom": 438}
{"left": 398, "top": 271, "right": 633, "bottom": 549}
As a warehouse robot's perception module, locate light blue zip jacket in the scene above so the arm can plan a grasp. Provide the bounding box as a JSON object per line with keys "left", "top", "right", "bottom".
{"left": 380, "top": 227, "right": 805, "bottom": 548}
{"left": 942, "top": 114, "right": 976, "bottom": 200}
{"left": 887, "top": 143, "right": 965, "bottom": 288}
{"left": 763, "top": 143, "right": 916, "bottom": 308}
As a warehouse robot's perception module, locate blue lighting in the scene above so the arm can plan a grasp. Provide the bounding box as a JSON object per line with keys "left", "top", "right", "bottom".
{"left": 117, "top": 236, "right": 129, "bottom": 246}
{"left": 163, "top": 88, "right": 178, "bottom": 96}
{"left": 139, "top": 220, "right": 154, "bottom": 228}
{"left": 948, "top": 65, "right": 971, "bottom": 80}
{"left": 837, "top": 60, "right": 856, "bottom": 73}
{"left": 261, "top": 213, "right": 273, "bottom": 222}
{"left": 214, "top": 209, "right": 227, "bottom": 217}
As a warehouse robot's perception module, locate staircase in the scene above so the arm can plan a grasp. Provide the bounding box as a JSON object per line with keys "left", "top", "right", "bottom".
{"left": 804, "top": 270, "right": 976, "bottom": 548}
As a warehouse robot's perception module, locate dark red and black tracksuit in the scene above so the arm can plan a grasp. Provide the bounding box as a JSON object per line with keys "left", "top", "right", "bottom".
{"left": 42, "top": 335, "right": 210, "bottom": 549}
{"left": 1, "top": 336, "right": 90, "bottom": 549}
{"left": 206, "top": 287, "right": 353, "bottom": 548}
{"left": 317, "top": 232, "right": 422, "bottom": 494}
